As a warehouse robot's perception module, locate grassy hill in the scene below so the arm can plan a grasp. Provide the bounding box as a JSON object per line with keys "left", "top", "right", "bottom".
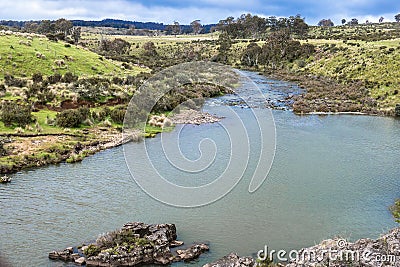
{"left": 0, "top": 32, "right": 147, "bottom": 79}
{"left": 302, "top": 38, "right": 400, "bottom": 110}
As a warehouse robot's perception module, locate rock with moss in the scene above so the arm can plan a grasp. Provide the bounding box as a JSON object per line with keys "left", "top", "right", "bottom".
{"left": 49, "top": 221, "right": 209, "bottom": 266}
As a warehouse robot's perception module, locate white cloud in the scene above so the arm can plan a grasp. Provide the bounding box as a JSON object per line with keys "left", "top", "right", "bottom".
{"left": 0, "top": 0, "right": 398, "bottom": 25}
{"left": 0, "top": 0, "right": 246, "bottom": 24}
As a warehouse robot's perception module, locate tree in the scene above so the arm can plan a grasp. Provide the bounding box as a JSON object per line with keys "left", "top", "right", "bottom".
{"left": 241, "top": 43, "right": 262, "bottom": 66}
{"left": 100, "top": 38, "right": 131, "bottom": 54}
{"left": 38, "top": 20, "right": 53, "bottom": 34}
{"left": 342, "top": 19, "right": 347, "bottom": 25}
{"left": 395, "top": 14, "right": 400, "bottom": 22}
{"left": 349, "top": 18, "right": 359, "bottom": 25}
{"left": 288, "top": 14, "right": 309, "bottom": 38}
{"left": 190, "top": 20, "right": 202, "bottom": 34}
{"left": 166, "top": 21, "right": 181, "bottom": 36}
{"left": 24, "top": 22, "right": 39, "bottom": 33}
{"left": 72, "top": 27, "right": 81, "bottom": 44}
{"left": 216, "top": 32, "right": 232, "bottom": 63}
{"left": 318, "top": 19, "right": 334, "bottom": 27}
{"left": 142, "top": 41, "right": 157, "bottom": 56}
{"left": 379, "top": 16, "right": 384, "bottom": 23}
{"left": 55, "top": 18, "right": 73, "bottom": 38}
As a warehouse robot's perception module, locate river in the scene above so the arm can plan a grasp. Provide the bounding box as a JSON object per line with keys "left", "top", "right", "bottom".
{"left": 1, "top": 71, "right": 400, "bottom": 266}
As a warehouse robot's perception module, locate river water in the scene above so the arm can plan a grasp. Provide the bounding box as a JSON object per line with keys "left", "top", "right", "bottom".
{"left": 1, "top": 71, "right": 400, "bottom": 266}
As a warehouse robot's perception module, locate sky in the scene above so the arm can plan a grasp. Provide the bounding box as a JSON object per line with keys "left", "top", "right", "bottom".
{"left": 0, "top": 0, "right": 399, "bottom": 26}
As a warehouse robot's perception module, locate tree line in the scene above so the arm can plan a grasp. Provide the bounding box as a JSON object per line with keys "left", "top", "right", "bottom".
{"left": 213, "top": 14, "right": 309, "bottom": 39}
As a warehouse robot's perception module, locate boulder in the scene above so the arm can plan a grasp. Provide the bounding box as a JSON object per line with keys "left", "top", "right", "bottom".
{"left": 75, "top": 257, "right": 86, "bottom": 265}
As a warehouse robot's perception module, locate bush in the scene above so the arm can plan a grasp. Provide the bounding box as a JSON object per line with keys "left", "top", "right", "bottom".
{"left": 84, "top": 244, "right": 101, "bottom": 257}
{"left": 56, "top": 109, "right": 83, "bottom": 128}
{"left": 61, "top": 72, "right": 78, "bottom": 83}
{"left": 390, "top": 199, "right": 400, "bottom": 223}
{"left": 4, "top": 74, "right": 27, "bottom": 87}
{"left": 110, "top": 107, "right": 126, "bottom": 124}
{"left": 77, "top": 107, "right": 90, "bottom": 121}
{"left": 47, "top": 74, "right": 62, "bottom": 84}
{"left": 32, "top": 73, "right": 43, "bottom": 83}
{"left": 1, "top": 101, "right": 32, "bottom": 127}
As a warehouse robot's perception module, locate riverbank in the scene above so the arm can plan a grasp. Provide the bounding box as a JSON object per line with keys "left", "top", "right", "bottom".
{"left": 262, "top": 69, "right": 392, "bottom": 116}
{"left": 0, "top": 127, "right": 134, "bottom": 174}
{"left": 0, "top": 108, "right": 222, "bottom": 175}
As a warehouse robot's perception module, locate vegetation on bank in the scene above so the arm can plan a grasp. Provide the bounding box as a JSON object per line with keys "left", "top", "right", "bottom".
{"left": 391, "top": 199, "right": 400, "bottom": 223}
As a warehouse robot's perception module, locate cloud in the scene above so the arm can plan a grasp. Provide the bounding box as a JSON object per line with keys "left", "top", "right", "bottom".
{"left": 0, "top": 0, "right": 399, "bottom": 25}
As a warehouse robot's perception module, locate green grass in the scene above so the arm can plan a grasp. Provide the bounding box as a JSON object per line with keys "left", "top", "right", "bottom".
{"left": 144, "top": 124, "right": 174, "bottom": 137}
{"left": 297, "top": 38, "right": 400, "bottom": 109}
{"left": 0, "top": 34, "right": 148, "bottom": 79}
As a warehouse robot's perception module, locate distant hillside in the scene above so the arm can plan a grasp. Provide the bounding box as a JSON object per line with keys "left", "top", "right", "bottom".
{"left": 0, "top": 19, "right": 216, "bottom": 34}
{"left": 0, "top": 31, "right": 147, "bottom": 79}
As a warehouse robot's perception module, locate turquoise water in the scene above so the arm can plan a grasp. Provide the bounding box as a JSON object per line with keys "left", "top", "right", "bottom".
{"left": 0, "top": 71, "right": 399, "bottom": 266}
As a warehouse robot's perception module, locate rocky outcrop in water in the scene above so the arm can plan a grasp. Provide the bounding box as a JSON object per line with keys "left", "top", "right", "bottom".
{"left": 171, "top": 109, "right": 221, "bottom": 125}
{"left": 203, "top": 252, "right": 256, "bottom": 267}
{"left": 285, "top": 227, "right": 400, "bottom": 267}
{"left": 49, "top": 222, "right": 209, "bottom": 266}
{"left": 203, "top": 227, "right": 400, "bottom": 267}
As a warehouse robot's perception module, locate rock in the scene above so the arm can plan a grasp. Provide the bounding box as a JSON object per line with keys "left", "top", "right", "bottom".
{"left": 86, "top": 259, "right": 100, "bottom": 267}
{"left": 203, "top": 252, "right": 255, "bottom": 267}
{"left": 50, "top": 221, "right": 208, "bottom": 267}
{"left": 0, "top": 175, "right": 11, "bottom": 183}
{"left": 175, "top": 243, "right": 210, "bottom": 261}
{"left": 48, "top": 251, "right": 59, "bottom": 260}
{"left": 171, "top": 109, "right": 222, "bottom": 125}
{"left": 75, "top": 257, "right": 86, "bottom": 265}
{"left": 285, "top": 227, "right": 400, "bottom": 267}
{"left": 170, "top": 240, "right": 184, "bottom": 247}
{"left": 395, "top": 104, "right": 400, "bottom": 116}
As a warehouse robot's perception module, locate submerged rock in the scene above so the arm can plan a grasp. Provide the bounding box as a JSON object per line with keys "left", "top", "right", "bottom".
{"left": 49, "top": 221, "right": 209, "bottom": 267}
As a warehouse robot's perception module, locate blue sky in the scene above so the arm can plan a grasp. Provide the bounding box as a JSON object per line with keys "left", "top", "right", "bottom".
{"left": 0, "top": 0, "right": 399, "bottom": 25}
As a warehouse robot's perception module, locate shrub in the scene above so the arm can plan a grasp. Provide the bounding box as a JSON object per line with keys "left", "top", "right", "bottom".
{"left": 1, "top": 102, "right": 32, "bottom": 127}
{"left": 32, "top": 73, "right": 43, "bottom": 83}
{"left": 390, "top": 199, "right": 400, "bottom": 223}
{"left": 84, "top": 244, "right": 101, "bottom": 257}
{"left": 110, "top": 107, "right": 126, "bottom": 124}
{"left": 55, "top": 109, "right": 83, "bottom": 128}
{"left": 77, "top": 107, "right": 90, "bottom": 121}
{"left": 61, "top": 72, "right": 78, "bottom": 83}
{"left": 47, "top": 74, "right": 62, "bottom": 84}
{"left": 4, "top": 74, "right": 27, "bottom": 87}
